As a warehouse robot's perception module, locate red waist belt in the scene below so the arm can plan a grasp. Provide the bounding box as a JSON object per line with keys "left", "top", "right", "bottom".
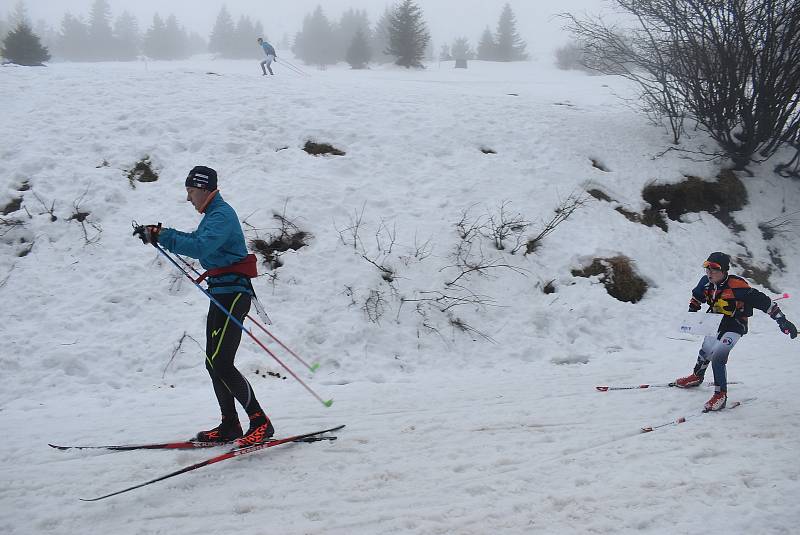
{"left": 195, "top": 254, "right": 258, "bottom": 284}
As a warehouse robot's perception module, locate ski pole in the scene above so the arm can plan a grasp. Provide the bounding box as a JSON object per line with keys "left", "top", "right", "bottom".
{"left": 152, "top": 243, "right": 333, "bottom": 407}
{"left": 774, "top": 293, "right": 790, "bottom": 301}
{"left": 278, "top": 58, "right": 309, "bottom": 76}
{"left": 171, "top": 252, "right": 320, "bottom": 373}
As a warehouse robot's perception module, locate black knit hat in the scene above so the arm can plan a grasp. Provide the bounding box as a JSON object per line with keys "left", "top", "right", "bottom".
{"left": 704, "top": 251, "right": 730, "bottom": 271}
{"left": 185, "top": 166, "right": 217, "bottom": 191}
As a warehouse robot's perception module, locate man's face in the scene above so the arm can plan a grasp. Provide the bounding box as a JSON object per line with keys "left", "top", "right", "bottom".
{"left": 705, "top": 267, "right": 726, "bottom": 284}
{"left": 186, "top": 187, "right": 210, "bottom": 212}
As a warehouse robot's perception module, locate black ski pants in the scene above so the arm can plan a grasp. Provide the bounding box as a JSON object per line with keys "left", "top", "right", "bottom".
{"left": 205, "top": 292, "right": 262, "bottom": 420}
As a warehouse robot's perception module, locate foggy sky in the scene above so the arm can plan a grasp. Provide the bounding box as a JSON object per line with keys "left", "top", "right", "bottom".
{"left": 3, "top": 0, "right": 610, "bottom": 54}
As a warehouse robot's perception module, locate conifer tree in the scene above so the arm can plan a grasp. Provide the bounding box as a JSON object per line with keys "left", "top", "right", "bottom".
{"left": 56, "top": 13, "right": 90, "bottom": 61}
{"left": 346, "top": 27, "right": 371, "bottom": 69}
{"left": 209, "top": 6, "right": 235, "bottom": 57}
{"left": 1, "top": 21, "right": 50, "bottom": 65}
{"left": 142, "top": 13, "right": 166, "bottom": 58}
{"left": 477, "top": 26, "right": 496, "bottom": 60}
{"left": 386, "top": 0, "right": 430, "bottom": 68}
{"left": 336, "top": 9, "right": 371, "bottom": 63}
{"left": 494, "top": 3, "right": 528, "bottom": 61}
{"left": 292, "top": 6, "right": 337, "bottom": 67}
{"left": 371, "top": 7, "right": 393, "bottom": 64}
{"left": 113, "top": 11, "right": 140, "bottom": 61}
{"left": 88, "top": 0, "right": 116, "bottom": 61}
{"left": 451, "top": 37, "right": 474, "bottom": 61}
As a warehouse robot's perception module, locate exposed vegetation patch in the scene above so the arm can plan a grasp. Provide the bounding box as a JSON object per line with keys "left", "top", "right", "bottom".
{"left": 249, "top": 214, "right": 310, "bottom": 270}
{"left": 542, "top": 279, "right": 556, "bottom": 294}
{"left": 642, "top": 169, "right": 747, "bottom": 231}
{"left": 127, "top": 157, "right": 159, "bottom": 187}
{"left": 1, "top": 197, "right": 22, "bottom": 215}
{"left": 587, "top": 187, "right": 665, "bottom": 230}
{"left": 480, "top": 147, "right": 497, "bottom": 154}
{"left": 736, "top": 256, "right": 779, "bottom": 294}
{"left": 572, "top": 255, "right": 648, "bottom": 303}
{"left": 303, "top": 141, "right": 345, "bottom": 156}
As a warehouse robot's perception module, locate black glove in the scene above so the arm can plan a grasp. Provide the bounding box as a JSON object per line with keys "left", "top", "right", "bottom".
{"left": 688, "top": 297, "right": 702, "bottom": 312}
{"left": 778, "top": 317, "right": 797, "bottom": 339}
{"left": 133, "top": 223, "right": 161, "bottom": 245}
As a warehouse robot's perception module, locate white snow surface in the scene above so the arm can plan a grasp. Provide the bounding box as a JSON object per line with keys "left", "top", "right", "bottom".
{"left": 1, "top": 58, "right": 799, "bottom": 534}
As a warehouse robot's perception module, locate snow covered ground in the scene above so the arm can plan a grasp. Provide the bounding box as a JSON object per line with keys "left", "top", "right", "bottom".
{"left": 1, "top": 57, "right": 798, "bottom": 534}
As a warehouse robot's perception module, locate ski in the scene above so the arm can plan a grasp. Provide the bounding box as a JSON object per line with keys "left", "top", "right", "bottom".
{"left": 641, "top": 398, "right": 755, "bottom": 433}
{"left": 50, "top": 434, "right": 335, "bottom": 452}
{"left": 596, "top": 381, "right": 741, "bottom": 392}
{"left": 79, "top": 425, "right": 344, "bottom": 502}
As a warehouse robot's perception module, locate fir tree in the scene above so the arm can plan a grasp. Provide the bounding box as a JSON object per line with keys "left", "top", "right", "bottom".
{"left": 88, "top": 0, "right": 116, "bottom": 61}
{"left": 386, "top": 0, "right": 430, "bottom": 68}
{"left": 232, "top": 16, "right": 259, "bottom": 59}
{"left": 209, "top": 6, "right": 235, "bottom": 57}
{"left": 163, "top": 14, "right": 189, "bottom": 60}
{"left": 1, "top": 21, "right": 50, "bottom": 65}
{"left": 56, "top": 13, "right": 90, "bottom": 61}
{"left": 477, "top": 26, "right": 496, "bottom": 61}
{"left": 142, "top": 13, "right": 166, "bottom": 59}
{"left": 494, "top": 3, "right": 528, "bottom": 61}
{"left": 451, "top": 37, "right": 474, "bottom": 61}
{"left": 371, "top": 8, "right": 393, "bottom": 64}
{"left": 113, "top": 11, "right": 140, "bottom": 61}
{"left": 336, "top": 9, "right": 371, "bottom": 63}
{"left": 346, "top": 27, "right": 371, "bottom": 69}
{"left": 292, "top": 6, "right": 337, "bottom": 68}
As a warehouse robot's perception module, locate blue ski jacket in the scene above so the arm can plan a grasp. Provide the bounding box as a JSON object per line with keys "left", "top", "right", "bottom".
{"left": 159, "top": 193, "right": 253, "bottom": 296}
{"left": 261, "top": 42, "right": 276, "bottom": 57}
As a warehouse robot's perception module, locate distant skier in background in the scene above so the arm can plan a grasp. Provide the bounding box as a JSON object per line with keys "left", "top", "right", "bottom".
{"left": 257, "top": 37, "right": 276, "bottom": 76}
{"left": 133, "top": 166, "right": 274, "bottom": 447}
{"left": 674, "top": 252, "right": 796, "bottom": 411}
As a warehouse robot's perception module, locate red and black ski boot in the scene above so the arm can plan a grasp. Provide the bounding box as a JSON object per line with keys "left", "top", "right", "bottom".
{"left": 235, "top": 411, "right": 274, "bottom": 447}
{"left": 194, "top": 417, "right": 243, "bottom": 443}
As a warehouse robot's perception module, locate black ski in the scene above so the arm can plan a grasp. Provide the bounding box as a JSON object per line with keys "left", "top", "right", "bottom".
{"left": 80, "top": 425, "right": 344, "bottom": 501}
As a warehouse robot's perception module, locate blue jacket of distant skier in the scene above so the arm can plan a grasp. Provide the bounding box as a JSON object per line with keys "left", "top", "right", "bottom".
{"left": 159, "top": 193, "right": 252, "bottom": 296}
{"left": 261, "top": 41, "right": 276, "bottom": 57}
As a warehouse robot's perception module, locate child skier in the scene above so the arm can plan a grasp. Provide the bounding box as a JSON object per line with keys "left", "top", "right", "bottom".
{"left": 257, "top": 37, "right": 276, "bottom": 75}
{"left": 674, "top": 252, "right": 797, "bottom": 411}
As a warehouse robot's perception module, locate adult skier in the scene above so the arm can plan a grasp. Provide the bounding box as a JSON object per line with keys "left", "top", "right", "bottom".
{"left": 674, "top": 252, "right": 797, "bottom": 411}
{"left": 257, "top": 37, "right": 276, "bottom": 75}
{"left": 134, "top": 166, "right": 274, "bottom": 447}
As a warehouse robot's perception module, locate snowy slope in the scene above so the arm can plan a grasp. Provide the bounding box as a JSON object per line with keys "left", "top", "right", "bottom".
{"left": 1, "top": 58, "right": 798, "bottom": 534}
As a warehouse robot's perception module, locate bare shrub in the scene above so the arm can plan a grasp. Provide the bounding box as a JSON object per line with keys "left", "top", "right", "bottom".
{"left": 69, "top": 190, "right": 102, "bottom": 245}
{"left": 572, "top": 255, "right": 648, "bottom": 303}
{"left": 526, "top": 191, "right": 588, "bottom": 254}
{"left": 249, "top": 207, "right": 310, "bottom": 270}
{"left": 563, "top": 1, "right": 800, "bottom": 167}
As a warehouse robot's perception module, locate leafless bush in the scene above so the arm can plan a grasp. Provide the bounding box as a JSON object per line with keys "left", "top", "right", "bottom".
{"left": 526, "top": 191, "right": 588, "bottom": 254}
{"left": 32, "top": 192, "right": 57, "bottom": 221}
{"left": 483, "top": 201, "right": 530, "bottom": 252}
{"left": 363, "top": 289, "right": 386, "bottom": 323}
{"left": 69, "top": 190, "right": 102, "bottom": 245}
{"left": 249, "top": 204, "right": 310, "bottom": 270}
{"left": 759, "top": 211, "right": 798, "bottom": 240}
{"left": 162, "top": 331, "right": 202, "bottom": 379}
{"left": 563, "top": 1, "right": 800, "bottom": 167}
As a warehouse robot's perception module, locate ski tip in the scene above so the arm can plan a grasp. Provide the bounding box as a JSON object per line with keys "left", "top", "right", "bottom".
{"left": 48, "top": 443, "right": 69, "bottom": 450}
{"left": 323, "top": 399, "right": 334, "bottom": 408}
{"left": 596, "top": 386, "right": 609, "bottom": 392}
{"left": 310, "top": 363, "right": 320, "bottom": 373}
